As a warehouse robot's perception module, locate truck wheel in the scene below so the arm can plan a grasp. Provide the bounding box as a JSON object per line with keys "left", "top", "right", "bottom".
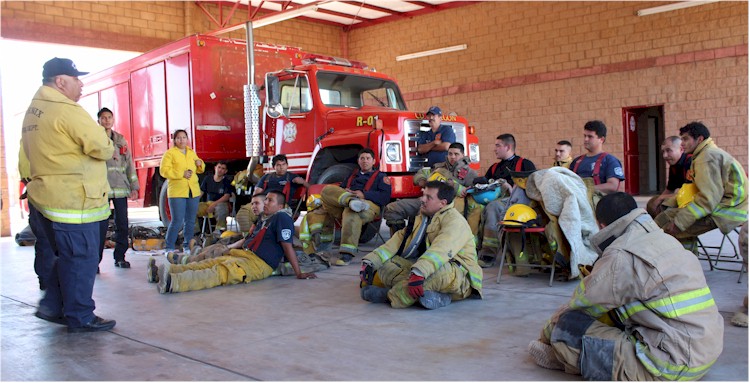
{"left": 158, "top": 180, "right": 171, "bottom": 228}
{"left": 317, "top": 163, "right": 357, "bottom": 185}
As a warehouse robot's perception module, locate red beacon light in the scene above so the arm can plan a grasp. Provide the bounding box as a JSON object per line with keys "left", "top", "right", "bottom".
{"left": 301, "top": 54, "right": 370, "bottom": 70}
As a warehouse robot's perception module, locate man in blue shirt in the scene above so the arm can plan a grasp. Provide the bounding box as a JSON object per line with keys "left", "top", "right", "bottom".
{"left": 198, "top": 161, "right": 234, "bottom": 231}
{"left": 254, "top": 154, "right": 310, "bottom": 206}
{"left": 154, "top": 191, "right": 317, "bottom": 294}
{"left": 569, "top": 120, "right": 625, "bottom": 195}
{"left": 417, "top": 106, "right": 456, "bottom": 167}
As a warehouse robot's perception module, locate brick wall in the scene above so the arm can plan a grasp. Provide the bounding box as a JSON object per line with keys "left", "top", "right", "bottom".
{"left": 347, "top": 1, "right": 748, "bottom": 171}
{"left": 1, "top": 1, "right": 185, "bottom": 51}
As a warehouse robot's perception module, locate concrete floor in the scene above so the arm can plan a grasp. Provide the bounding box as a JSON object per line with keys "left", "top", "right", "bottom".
{"left": 1, "top": 206, "right": 748, "bottom": 381}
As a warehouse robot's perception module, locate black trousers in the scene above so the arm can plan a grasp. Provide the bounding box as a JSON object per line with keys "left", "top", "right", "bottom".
{"left": 98, "top": 197, "right": 129, "bottom": 263}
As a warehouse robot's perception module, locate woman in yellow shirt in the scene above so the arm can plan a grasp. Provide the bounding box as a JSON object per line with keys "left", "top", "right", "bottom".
{"left": 159, "top": 130, "right": 204, "bottom": 253}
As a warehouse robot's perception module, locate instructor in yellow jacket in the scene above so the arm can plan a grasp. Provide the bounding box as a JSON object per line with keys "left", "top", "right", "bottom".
{"left": 23, "top": 57, "right": 116, "bottom": 333}
{"left": 159, "top": 129, "right": 205, "bottom": 254}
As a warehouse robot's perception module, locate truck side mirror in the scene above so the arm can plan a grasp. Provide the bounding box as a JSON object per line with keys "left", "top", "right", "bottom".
{"left": 265, "top": 74, "right": 283, "bottom": 118}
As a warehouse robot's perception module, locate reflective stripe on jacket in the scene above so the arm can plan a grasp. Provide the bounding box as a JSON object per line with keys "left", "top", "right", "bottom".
{"left": 159, "top": 146, "right": 204, "bottom": 198}
{"left": 674, "top": 137, "right": 748, "bottom": 233}
{"left": 22, "top": 86, "right": 114, "bottom": 224}
{"left": 364, "top": 203, "right": 483, "bottom": 297}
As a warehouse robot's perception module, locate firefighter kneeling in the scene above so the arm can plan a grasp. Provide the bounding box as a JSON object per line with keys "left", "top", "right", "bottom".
{"left": 359, "top": 181, "right": 482, "bottom": 309}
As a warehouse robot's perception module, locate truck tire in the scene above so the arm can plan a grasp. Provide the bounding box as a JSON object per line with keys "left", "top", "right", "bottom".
{"left": 317, "top": 163, "right": 357, "bottom": 185}
{"left": 158, "top": 180, "right": 171, "bottom": 228}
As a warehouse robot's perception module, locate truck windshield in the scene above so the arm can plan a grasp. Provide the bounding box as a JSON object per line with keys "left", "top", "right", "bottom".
{"left": 316, "top": 72, "right": 406, "bottom": 110}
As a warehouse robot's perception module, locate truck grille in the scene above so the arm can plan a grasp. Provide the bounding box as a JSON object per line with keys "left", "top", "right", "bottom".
{"left": 405, "top": 119, "right": 468, "bottom": 172}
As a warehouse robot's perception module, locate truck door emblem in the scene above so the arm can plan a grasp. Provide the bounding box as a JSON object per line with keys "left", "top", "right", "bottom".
{"left": 283, "top": 122, "right": 297, "bottom": 143}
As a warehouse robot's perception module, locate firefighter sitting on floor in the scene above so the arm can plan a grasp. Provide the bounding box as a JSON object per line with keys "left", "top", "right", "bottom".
{"left": 147, "top": 191, "right": 317, "bottom": 294}
{"left": 359, "top": 181, "right": 482, "bottom": 309}
{"left": 383, "top": 142, "right": 480, "bottom": 238}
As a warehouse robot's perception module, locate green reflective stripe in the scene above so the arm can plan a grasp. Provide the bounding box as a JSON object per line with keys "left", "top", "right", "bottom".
{"left": 686, "top": 202, "right": 707, "bottom": 219}
{"left": 129, "top": 174, "right": 139, "bottom": 183}
{"left": 40, "top": 205, "right": 110, "bottom": 224}
{"left": 713, "top": 207, "right": 748, "bottom": 222}
{"left": 299, "top": 232, "right": 311, "bottom": 240}
{"left": 635, "top": 341, "right": 715, "bottom": 380}
{"left": 468, "top": 269, "right": 483, "bottom": 287}
{"left": 373, "top": 248, "right": 392, "bottom": 263}
{"left": 422, "top": 250, "right": 445, "bottom": 270}
{"left": 729, "top": 162, "right": 747, "bottom": 206}
{"left": 616, "top": 287, "right": 716, "bottom": 320}
{"left": 308, "top": 222, "right": 323, "bottom": 231}
{"left": 569, "top": 281, "right": 609, "bottom": 317}
{"left": 107, "top": 166, "right": 128, "bottom": 172}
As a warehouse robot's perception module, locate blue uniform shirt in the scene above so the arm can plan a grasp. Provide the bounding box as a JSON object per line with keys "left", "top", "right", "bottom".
{"left": 243, "top": 211, "right": 294, "bottom": 269}
{"left": 417, "top": 124, "right": 456, "bottom": 167}
{"left": 570, "top": 153, "right": 625, "bottom": 184}
{"left": 200, "top": 175, "right": 233, "bottom": 201}
{"left": 258, "top": 172, "right": 302, "bottom": 204}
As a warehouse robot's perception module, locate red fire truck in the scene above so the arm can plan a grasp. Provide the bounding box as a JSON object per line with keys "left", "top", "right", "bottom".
{"left": 80, "top": 34, "right": 480, "bottom": 231}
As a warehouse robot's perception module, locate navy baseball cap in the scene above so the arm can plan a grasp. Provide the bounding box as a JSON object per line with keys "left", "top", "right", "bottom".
{"left": 42, "top": 57, "right": 89, "bottom": 79}
{"left": 426, "top": 106, "right": 442, "bottom": 116}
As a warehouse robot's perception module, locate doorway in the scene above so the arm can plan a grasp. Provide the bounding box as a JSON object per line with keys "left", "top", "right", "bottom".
{"left": 621, "top": 105, "right": 664, "bottom": 195}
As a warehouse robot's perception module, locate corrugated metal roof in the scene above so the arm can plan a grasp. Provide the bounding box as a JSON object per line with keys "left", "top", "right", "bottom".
{"left": 198, "top": 1, "right": 478, "bottom": 33}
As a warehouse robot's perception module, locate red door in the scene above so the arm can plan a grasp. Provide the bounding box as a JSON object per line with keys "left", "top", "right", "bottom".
{"left": 622, "top": 109, "right": 640, "bottom": 194}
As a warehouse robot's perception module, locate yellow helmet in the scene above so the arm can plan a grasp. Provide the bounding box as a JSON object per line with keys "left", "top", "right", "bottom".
{"left": 501, "top": 204, "right": 538, "bottom": 227}
{"left": 676, "top": 183, "right": 699, "bottom": 208}
{"left": 220, "top": 230, "right": 239, "bottom": 238}
{"left": 427, "top": 171, "right": 447, "bottom": 183}
{"left": 306, "top": 193, "right": 323, "bottom": 211}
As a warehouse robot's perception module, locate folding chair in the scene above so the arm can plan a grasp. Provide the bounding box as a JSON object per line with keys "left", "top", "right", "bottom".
{"left": 694, "top": 227, "right": 745, "bottom": 282}
{"left": 496, "top": 225, "right": 555, "bottom": 286}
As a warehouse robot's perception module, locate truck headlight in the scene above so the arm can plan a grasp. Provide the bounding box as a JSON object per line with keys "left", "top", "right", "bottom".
{"left": 469, "top": 143, "right": 480, "bottom": 163}
{"left": 385, "top": 141, "right": 401, "bottom": 164}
